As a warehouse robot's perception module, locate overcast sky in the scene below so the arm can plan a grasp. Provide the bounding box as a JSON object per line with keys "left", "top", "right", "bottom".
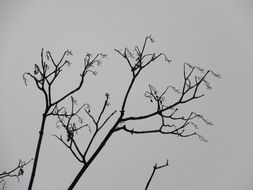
{"left": 0, "top": 0, "right": 253, "bottom": 190}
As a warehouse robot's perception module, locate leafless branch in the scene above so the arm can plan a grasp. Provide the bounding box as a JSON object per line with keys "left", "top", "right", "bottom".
{"left": 116, "top": 107, "right": 212, "bottom": 142}
{"left": 145, "top": 160, "right": 169, "bottom": 190}
{"left": 115, "top": 35, "right": 170, "bottom": 78}
{"left": 82, "top": 94, "right": 117, "bottom": 159}
{"left": 52, "top": 134, "right": 84, "bottom": 163}
{"left": 51, "top": 97, "right": 92, "bottom": 163}
{"left": 114, "top": 58, "right": 219, "bottom": 141}
{"left": 52, "top": 93, "right": 117, "bottom": 163}
{"left": 0, "top": 159, "right": 33, "bottom": 189}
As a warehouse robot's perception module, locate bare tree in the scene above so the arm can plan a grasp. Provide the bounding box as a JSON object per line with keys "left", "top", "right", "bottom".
{"left": 24, "top": 36, "right": 220, "bottom": 189}
{"left": 23, "top": 49, "right": 107, "bottom": 190}
{"left": 0, "top": 159, "right": 33, "bottom": 190}
{"left": 46, "top": 36, "right": 220, "bottom": 189}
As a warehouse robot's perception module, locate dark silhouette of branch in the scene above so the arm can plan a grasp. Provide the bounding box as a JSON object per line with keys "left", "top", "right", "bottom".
{"left": 23, "top": 49, "right": 106, "bottom": 190}
{"left": 115, "top": 111, "right": 212, "bottom": 142}
{"left": 0, "top": 159, "right": 33, "bottom": 189}
{"left": 114, "top": 42, "right": 219, "bottom": 142}
{"left": 145, "top": 160, "right": 169, "bottom": 190}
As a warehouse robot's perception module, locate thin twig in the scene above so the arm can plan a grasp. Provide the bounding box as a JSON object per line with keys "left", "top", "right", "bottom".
{"left": 145, "top": 160, "right": 169, "bottom": 190}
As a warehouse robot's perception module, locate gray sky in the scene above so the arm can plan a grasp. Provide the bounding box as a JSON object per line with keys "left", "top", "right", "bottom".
{"left": 0, "top": 0, "right": 253, "bottom": 189}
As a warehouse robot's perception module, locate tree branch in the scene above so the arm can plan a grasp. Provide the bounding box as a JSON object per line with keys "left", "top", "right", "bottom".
{"left": 52, "top": 134, "right": 84, "bottom": 163}
{"left": 121, "top": 64, "right": 220, "bottom": 123}
{"left": 145, "top": 160, "right": 169, "bottom": 190}
{"left": 0, "top": 159, "right": 33, "bottom": 183}
{"left": 23, "top": 49, "right": 107, "bottom": 190}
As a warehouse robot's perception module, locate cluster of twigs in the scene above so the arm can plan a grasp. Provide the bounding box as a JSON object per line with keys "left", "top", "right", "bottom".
{"left": 0, "top": 159, "right": 33, "bottom": 189}
{"left": 23, "top": 49, "right": 107, "bottom": 108}
{"left": 114, "top": 36, "right": 220, "bottom": 143}
{"left": 51, "top": 93, "right": 116, "bottom": 164}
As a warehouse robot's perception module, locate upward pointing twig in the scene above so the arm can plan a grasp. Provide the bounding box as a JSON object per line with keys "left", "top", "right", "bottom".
{"left": 145, "top": 160, "right": 169, "bottom": 190}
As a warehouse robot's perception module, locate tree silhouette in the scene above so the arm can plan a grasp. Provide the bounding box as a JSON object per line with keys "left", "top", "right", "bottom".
{"left": 24, "top": 36, "right": 220, "bottom": 189}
